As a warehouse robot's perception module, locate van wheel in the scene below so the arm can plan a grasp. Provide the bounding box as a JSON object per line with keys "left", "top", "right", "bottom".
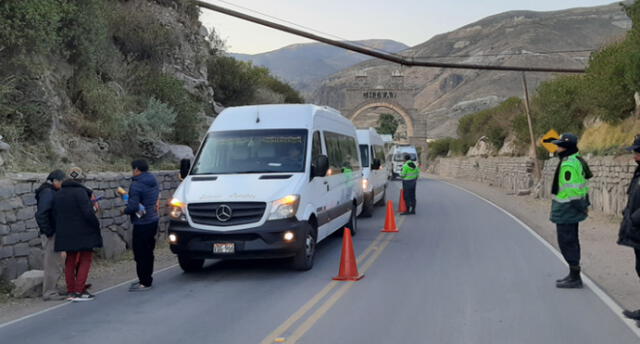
{"left": 178, "top": 255, "right": 204, "bottom": 273}
{"left": 292, "top": 223, "right": 316, "bottom": 271}
{"left": 360, "top": 195, "right": 373, "bottom": 217}
{"left": 375, "top": 188, "right": 386, "bottom": 207}
{"left": 344, "top": 205, "right": 358, "bottom": 236}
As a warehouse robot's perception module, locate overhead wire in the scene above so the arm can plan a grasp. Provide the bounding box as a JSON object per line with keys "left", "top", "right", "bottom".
{"left": 203, "top": 0, "right": 404, "bottom": 57}
{"left": 193, "top": 0, "right": 586, "bottom": 73}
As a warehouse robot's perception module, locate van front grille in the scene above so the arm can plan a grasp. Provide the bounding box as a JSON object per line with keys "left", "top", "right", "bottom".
{"left": 188, "top": 202, "right": 266, "bottom": 227}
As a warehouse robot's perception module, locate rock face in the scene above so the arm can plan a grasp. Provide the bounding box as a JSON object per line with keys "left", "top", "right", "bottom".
{"left": 467, "top": 136, "right": 498, "bottom": 157}
{"left": 11, "top": 270, "right": 44, "bottom": 298}
{"left": 313, "top": 2, "right": 631, "bottom": 138}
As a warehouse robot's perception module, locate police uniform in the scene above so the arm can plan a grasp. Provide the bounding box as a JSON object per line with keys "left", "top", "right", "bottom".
{"left": 550, "top": 133, "right": 590, "bottom": 289}
{"left": 400, "top": 158, "right": 419, "bottom": 214}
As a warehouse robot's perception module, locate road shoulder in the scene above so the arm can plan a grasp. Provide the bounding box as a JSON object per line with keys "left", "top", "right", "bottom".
{"left": 428, "top": 174, "right": 640, "bottom": 311}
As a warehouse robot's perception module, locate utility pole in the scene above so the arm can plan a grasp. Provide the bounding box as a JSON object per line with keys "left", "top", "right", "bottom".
{"left": 521, "top": 72, "right": 541, "bottom": 180}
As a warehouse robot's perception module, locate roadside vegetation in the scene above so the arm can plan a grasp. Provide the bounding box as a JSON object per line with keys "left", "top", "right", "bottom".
{"left": 0, "top": 0, "right": 303, "bottom": 171}
{"left": 429, "top": 1, "right": 640, "bottom": 159}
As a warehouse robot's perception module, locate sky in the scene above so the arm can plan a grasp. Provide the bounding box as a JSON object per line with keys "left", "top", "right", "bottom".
{"left": 198, "top": 0, "right": 619, "bottom": 55}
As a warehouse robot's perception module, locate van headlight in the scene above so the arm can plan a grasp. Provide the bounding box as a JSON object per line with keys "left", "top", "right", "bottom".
{"left": 268, "top": 195, "right": 300, "bottom": 220}
{"left": 169, "top": 198, "right": 187, "bottom": 222}
{"left": 362, "top": 178, "right": 369, "bottom": 191}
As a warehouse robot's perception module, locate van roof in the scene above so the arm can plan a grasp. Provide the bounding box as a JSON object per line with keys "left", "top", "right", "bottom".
{"left": 357, "top": 128, "right": 384, "bottom": 145}
{"left": 208, "top": 104, "right": 348, "bottom": 132}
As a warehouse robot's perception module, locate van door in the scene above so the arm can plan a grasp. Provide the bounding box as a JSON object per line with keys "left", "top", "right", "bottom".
{"left": 308, "top": 131, "right": 332, "bottom": 240}
{"left": 372, "top": 144, "right": 387, "bottom": 202}
{"left": 322, "top": 131, "right": 358, "bottom": 237}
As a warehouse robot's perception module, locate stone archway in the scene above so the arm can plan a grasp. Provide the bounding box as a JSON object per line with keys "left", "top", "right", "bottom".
{"left": 350, "top": 102, "right": 415, "bottom": 138}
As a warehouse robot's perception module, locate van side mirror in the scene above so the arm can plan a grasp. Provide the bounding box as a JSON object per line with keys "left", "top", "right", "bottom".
{"left": 312, "top": 155, "right": 329, "bottom": 179}
{"left": 371, "top": 159, "right": 381, "bottom": 170}
{"left": 179, "top": 159, "right": 191, "bottom": 180}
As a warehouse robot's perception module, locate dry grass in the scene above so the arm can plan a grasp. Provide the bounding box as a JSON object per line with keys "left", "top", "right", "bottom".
{"left": 580, "top": 117, "right": 640, "bottom": 155}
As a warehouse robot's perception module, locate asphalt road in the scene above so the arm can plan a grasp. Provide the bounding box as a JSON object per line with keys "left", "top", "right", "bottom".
{"left": 1, "top": 179, "right": 639, "bottom": 344}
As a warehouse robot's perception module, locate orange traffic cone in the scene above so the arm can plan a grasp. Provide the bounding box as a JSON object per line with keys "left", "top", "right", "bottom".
{"left": 333, "top": 228, "right": 364, "bottom": 281}
{"left": 381, "top": 200, "right": 399, "bottom": 233}
{"left": 398, "top": 189, "right": 408, "bottom": 213}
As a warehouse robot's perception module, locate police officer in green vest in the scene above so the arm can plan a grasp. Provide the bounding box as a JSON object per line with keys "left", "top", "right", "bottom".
{"left": 549, "top": 133, "right": 591, "bottom": 289}
{"left": 400, "top": 154, "right": 419, "bottom": 215}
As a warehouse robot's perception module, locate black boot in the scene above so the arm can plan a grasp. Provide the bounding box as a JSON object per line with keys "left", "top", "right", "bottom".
{"left": 409, "top": 206, "right": 415, "bottom": 215}
{"left": 555, "top": 272, "right": 571, "bottom": 283}
{"left": 556, "top": 265, "right": 583, "bottom": 289}
{"left": 623, "top": 309, "right": 640, "bottom": 320}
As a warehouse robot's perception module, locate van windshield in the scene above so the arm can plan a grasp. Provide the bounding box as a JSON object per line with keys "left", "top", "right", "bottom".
{"left": 191, "top": 129, "right": 308, "bottom": 174}
{"left": 393, "top": 153, "right": 417, "bottom": 162}
{"left": 359, "top": 145, "right": 370, "bottom": 167}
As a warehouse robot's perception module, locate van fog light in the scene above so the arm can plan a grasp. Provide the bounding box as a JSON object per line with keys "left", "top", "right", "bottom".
{"left": 169, "top": 234, "right": 178, "bottom": 244}
{"left": 283, "top": 231, "right": 295, "bottom": 242}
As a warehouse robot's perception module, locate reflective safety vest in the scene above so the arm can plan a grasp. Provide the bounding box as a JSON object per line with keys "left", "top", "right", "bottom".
{"left": 553, "top": 153, "right": 589, "bottom": 204}
{"left": 400, "top": 161, "right": 419, "bottom": 181}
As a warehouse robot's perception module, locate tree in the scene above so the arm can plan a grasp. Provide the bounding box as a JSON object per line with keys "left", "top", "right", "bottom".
{"left": 376, "top": 113, "right": 399, "bottom": 137}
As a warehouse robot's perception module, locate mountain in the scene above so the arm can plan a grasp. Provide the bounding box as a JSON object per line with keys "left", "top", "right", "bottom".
{"left": 313, "top": 2, "right": 632, "bottom": 139}
{"left": 231, "top": 39, "right": 408, "bottom": 96}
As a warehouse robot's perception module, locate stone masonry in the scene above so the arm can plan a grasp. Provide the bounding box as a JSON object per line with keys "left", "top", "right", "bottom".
{"left": 0, "top": 171, "right": 179, "bottom": 281}
{"left": 429, "top": 155, "right": 637, "bottom": 217}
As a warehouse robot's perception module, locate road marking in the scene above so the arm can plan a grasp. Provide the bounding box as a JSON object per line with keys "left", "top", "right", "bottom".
{"left": 441, "top": 180, "right": 640, "bottom": 339}
{"left": 259, "top": 230, "right": 388, "bottom": 344}
{"left": 0, "top": 263, "right": 179, "bottom": 330}
{"left": 261, "top": 215, "right": 405, "bottom": 344}
{"left": 287, "top": 233, "right": 396, "bottom": 343}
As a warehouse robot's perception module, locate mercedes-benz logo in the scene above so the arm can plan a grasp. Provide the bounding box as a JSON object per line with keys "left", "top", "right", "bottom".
{"left": 216, "top": 204, "right": 233, "bottom": 222}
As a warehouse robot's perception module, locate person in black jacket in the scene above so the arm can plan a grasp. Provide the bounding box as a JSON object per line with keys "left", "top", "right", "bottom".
{"left": 620, "top": 136, "right": 640, "bottom": 326}
{"left": 124, "top": 160, "right": 160, "bottom": 292}
{"left": 54, "top": 167, "right": 102, "bottom": 301}
{"left": 35, "top": 170, "right": 66, "bottom": 301}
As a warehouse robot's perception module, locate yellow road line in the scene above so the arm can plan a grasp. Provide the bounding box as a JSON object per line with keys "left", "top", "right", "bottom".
{"left": 261, "top": 215, "right": 406, "bottom": 344}
{"left": 286, "top": 233, "right": 396, "bottom": 343}
{"left": 259, "top": 226, "right": 389, "bottom": 344}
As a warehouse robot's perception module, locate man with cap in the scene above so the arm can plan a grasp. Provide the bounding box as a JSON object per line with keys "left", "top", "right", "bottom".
{"left": 53, "top": 167, "right": 102, "bottom": 301}
{"left": 548, "top": 133, "right": 591, "bottom": 288}
{"left": 35, "top": 169, "right": 66, "bottom": 300}
{"left": 619, "top": 135, "right": 640, "bottom": 325}
{"left": 400, "top": 154, "right": 419, "bottom": 215}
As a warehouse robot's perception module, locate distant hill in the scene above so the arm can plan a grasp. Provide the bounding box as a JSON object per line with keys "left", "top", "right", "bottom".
{"left": 231, "top": 39, "right": 408, "bottom": 97}
{"left": 313, "top": 2, "right": 631, "bottom": 139}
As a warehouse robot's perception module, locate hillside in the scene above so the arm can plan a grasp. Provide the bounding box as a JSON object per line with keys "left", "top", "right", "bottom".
{"left": 231, "top": 39, "right": 408, "bottom": 96}
{"left": 313, "top": 2, "right": 631, "bottom": 139}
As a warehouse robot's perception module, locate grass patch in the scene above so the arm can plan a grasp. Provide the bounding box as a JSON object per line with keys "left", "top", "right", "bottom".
{"left": 579, "top": 117, "right": 640, "bottom": 155}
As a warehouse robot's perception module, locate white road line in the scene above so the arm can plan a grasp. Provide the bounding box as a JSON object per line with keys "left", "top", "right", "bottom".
{"left": 441, "top": 180, "right": 640, "bottom": 339}
{"left": 0, "top": 263, "right": 178, "bottom": 329}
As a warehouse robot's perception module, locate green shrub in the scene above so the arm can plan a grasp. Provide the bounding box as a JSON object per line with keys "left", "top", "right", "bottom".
{"left": 110, "top": 1, "right": 180, "bottom": 63}
{"left": 377, "top": 113, "right": 399, "bottom": 137}
{"left": 137, "top": 72, "right": 203, "bottom": 145}
{"left": 70, "top": 71, "right": 126, "bottom": 138}
{"left": 0, "top": 0, "right": 73, "bottom": 57}
{"left": 457, "top": 97, "right": 524, "bottom": 151}
{"left": 207, "top": 56, "right": 260, "bottom": 106}
{"left": 127, "top": 97, "right": 177, "bottom": 141}
{"left": 428, "top": 137, "right": 455, "bottom": 158}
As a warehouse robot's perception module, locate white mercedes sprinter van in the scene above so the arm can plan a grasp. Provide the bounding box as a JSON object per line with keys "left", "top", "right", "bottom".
{"left": 388, "top": 145, "right": 418, "bottom": 179}
{"left": 356, "top": 128, "right": 388, "bottom": 217}
{"left": 168, "top": 104, "right": 364, "bottom": 272}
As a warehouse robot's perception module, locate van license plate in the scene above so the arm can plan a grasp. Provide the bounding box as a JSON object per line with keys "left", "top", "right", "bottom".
{"left": 213, "top": 243, "right": 235, "bottom": 254}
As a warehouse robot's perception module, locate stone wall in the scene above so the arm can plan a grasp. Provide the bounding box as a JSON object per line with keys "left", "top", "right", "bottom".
{"left": 430, "top": 155, "right": 636, "bottom": 216}
{"left": 429, "top": 156, "right": 535, "bottom": 192}
{"left": 0, "top": 171, "right": 179, "bottom": 281}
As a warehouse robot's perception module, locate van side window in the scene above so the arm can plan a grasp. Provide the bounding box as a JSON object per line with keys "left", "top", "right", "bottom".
{"left": 324, "top": 131, "right": 361, "bottom": 175}
{"left": 374, "top": 145, "right": 386, "bottom": 163}
{"left": 312, "top": 131, "right": 322, "bottom": 161}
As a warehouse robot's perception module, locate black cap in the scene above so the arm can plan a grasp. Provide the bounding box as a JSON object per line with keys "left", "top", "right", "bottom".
{"left": 626, "top": 134, "right": 640, "bottom": 153}
{"left": 404, "top": 154, "right": 411, "bottom": 160}
{"left": 551, "top": 133, "right": 578, "bottom": 148}
{"left": 46, "top": 170, "right": 66, "bottom": 182}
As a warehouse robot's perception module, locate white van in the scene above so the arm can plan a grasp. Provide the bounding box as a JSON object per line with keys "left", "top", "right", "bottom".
{"left": 168, "top": 104, "right": 364, "bottom": 272}
{"left": 388, "top": 145, "right": 418, "bottom": 179}
{"left": 356, "top": 128, "right": 388, "bottom": 216}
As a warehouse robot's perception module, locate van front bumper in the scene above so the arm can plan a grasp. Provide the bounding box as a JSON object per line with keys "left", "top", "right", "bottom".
{"left": 168, "top": 219, "right": 308, "bottom": 260}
